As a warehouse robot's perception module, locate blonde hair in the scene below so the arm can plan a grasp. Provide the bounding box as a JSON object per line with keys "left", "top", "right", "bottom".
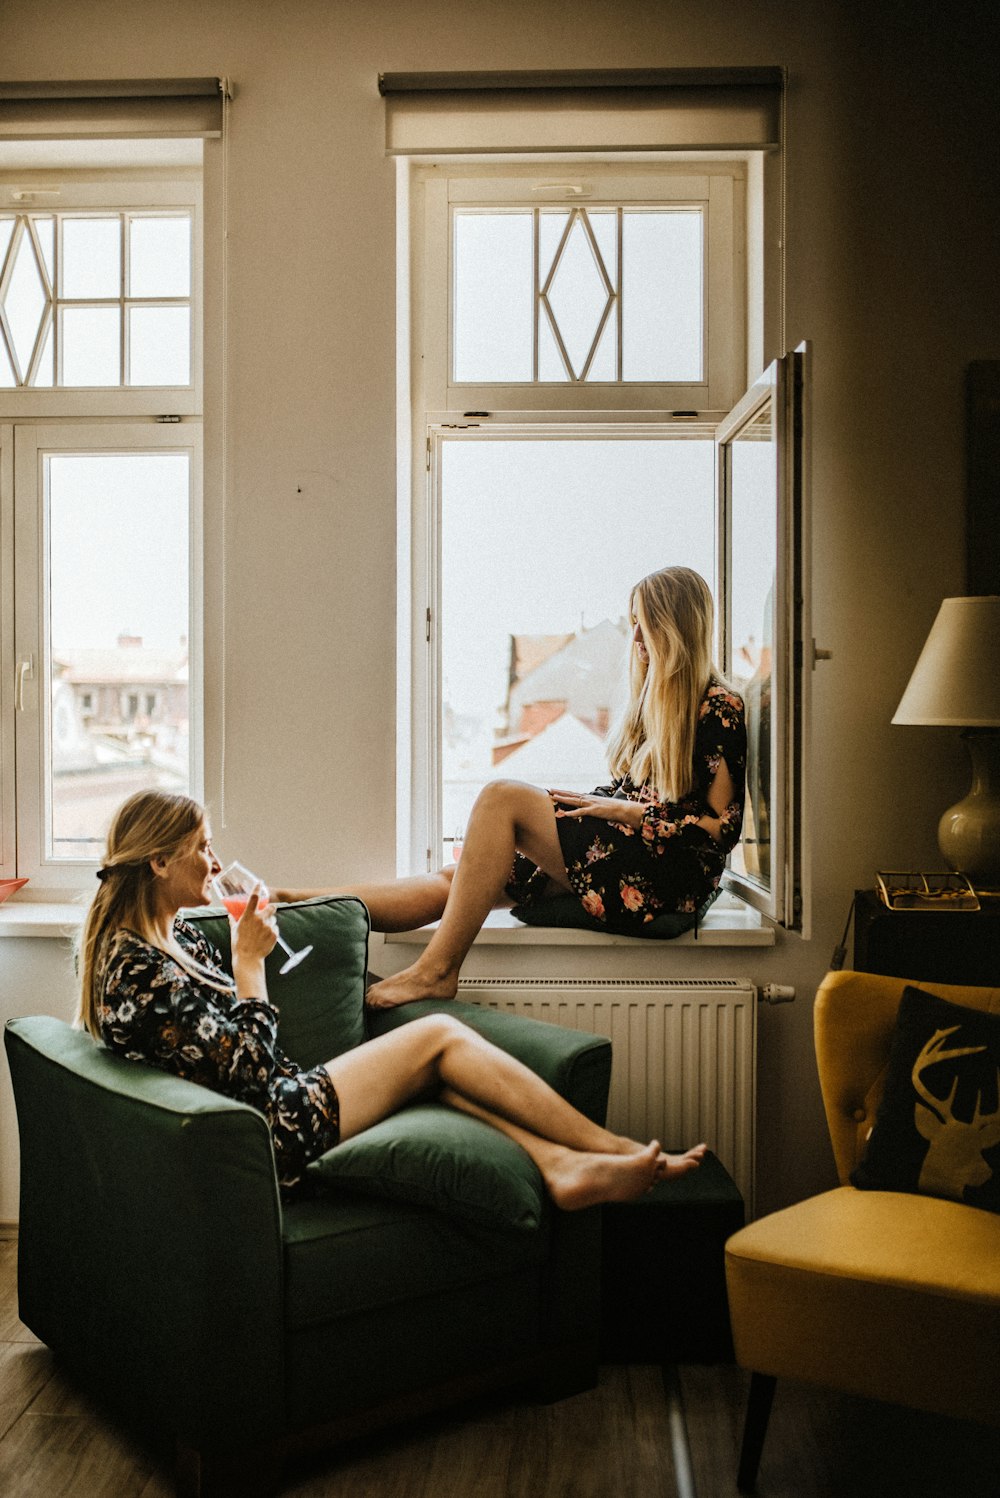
{"left": 77, "top": 789, "right": 225, "bottom": 1039}
{"left": 607, "top": 566, "right": 719, "bottom": 801}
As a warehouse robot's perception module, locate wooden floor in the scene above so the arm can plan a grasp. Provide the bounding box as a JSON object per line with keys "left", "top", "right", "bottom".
{"left": 2, "top": 1228, "right": 999, "bottom": 1498}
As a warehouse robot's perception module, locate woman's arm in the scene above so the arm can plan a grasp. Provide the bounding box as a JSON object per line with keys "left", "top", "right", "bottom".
{"left": 549, "top": 791, "right": 646, "bottom": 830}
{"left": 102, "top": 940, "right": 282, "bottom": 1099}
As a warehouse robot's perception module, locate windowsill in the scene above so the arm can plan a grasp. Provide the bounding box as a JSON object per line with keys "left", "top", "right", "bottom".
{"left": 0, "top": 894, "right": 776, "bottom": 947}
{"left": 384, "top": 895, "right": 775, "bottom": 948}
{"left": 0, "top": 901, "right": 86, "bottom": 939}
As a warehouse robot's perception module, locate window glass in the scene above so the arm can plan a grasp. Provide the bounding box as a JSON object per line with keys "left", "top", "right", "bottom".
{"left": 453, "top": 213, "right": 533, "bottom": 381}
{"left": 0, "top": 210, "right": 194, "bottom": 391}
{"left": 621, "top": 210, "right": 703, "bottom": 381}
{"left": 4, "top": 228, "right": 47, "bottom": 378}
{"left": 61, "top": 217, "right": 121, "bottom": 299}
{"left": 726, "top": 400, "right": 777, "bottom": 887}
{"left": 128, "top": 306, "right": 191, "bottom": 385}
{"left": 451, "top": 204, "right": 705, "bottom": 386}
{"left": 129, "top": 215, "right": 191, "bottom": 297}
{"left": 61, "top": 306, "right": 121, "bottom": 385}
{"left": 46, "top": 451, "right": 190, "bottom": 860}
{"left": 439, "top": 436, "right": 715, "bottom": 860}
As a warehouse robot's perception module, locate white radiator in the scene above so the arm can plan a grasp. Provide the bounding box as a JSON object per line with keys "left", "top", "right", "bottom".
{"left": 457, "top": 977, "right": 757, "bottom": 1210}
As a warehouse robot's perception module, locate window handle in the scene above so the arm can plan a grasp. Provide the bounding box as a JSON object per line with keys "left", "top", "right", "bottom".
{"left": 15, "top": 657, "right": 33, "bottom": 712}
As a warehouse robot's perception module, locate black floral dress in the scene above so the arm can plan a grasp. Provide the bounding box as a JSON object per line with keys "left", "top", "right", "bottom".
{"left": 99, "top": 919, "right": 340, "bottom": 1189}
{"left": 507, "top": 682, "right": 747, "bottom": 934}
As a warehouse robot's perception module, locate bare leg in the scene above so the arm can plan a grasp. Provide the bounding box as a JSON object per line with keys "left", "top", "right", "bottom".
{"left": 323, "top": 1014, "right": 705, "bottom": 1208}
{"left": 272, "top": 866, "right": 459, "bottom": 933}
{"left": 443, "top": 1090, "right": 709, "bottom": 1184}
{"left": 366, "top": 780, "right": 570, "bottom": 1008}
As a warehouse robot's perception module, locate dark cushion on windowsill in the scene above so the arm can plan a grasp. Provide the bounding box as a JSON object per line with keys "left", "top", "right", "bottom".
{"left": 510, "top": 884, "right": 720, "bottom": 939}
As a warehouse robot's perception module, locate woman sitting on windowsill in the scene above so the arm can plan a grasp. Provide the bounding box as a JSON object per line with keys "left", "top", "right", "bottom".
{"left": 277, "top": 564, "right": 747, "bottom": 1009}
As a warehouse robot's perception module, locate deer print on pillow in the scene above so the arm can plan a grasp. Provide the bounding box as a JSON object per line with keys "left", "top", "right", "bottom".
{"left": 912, "top": 1026, "right": 1000, "bottom": 1199}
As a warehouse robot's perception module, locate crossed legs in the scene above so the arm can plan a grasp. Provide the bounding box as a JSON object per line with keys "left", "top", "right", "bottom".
{"left": 324, "top": 1012, "right": 706, "bottom": 1210}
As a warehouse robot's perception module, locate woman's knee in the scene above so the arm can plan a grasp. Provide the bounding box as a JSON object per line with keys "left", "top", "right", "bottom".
{"left": 473, "top": 778, "right": 540, "bottom": 817}
{"left": 406, "top": 1012, "right": 469, "bottom": 1054}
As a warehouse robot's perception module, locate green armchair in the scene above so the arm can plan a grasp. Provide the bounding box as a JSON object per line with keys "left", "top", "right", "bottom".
{"left": 4, "top": 896, "right": 612, "bottom": 1496}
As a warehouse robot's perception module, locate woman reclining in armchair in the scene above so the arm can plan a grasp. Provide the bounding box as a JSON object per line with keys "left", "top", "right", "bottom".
{"left": 78, "top": 788, "right": 706, "bottom": 1199}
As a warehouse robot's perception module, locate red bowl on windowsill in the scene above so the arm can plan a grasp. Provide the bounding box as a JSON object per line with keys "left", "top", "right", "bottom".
{"left": 0, "top": 878, "right": 29, "bottom": 904}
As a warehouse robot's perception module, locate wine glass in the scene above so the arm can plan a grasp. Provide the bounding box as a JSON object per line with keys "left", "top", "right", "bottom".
{"left": 212, "top": 860, "right": 313, "bottom": 975}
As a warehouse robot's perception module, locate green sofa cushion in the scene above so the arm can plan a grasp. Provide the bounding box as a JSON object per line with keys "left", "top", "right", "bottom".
{"left": 184, "top": 895, "right": 369, "bottom": 1068}
{"left": 306, "top": 1102, "right": 546, "bottom": 1231}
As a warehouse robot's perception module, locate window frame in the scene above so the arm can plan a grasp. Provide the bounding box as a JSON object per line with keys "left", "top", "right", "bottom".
{"left": 716, "top": 346, "right": 810, "bottom": 932}
{"left": 415, "top": 162, "right": 746, "bottom": 417}
{"left": 402, "top": 155, "right": 808, "bottom": 932}
{"left": 0, "top": 171, "right": 203, "bottom": 417}
{"left": 5, "top": 419, "right": 203, "bottom": 891}
{"left": 0, "top": 164, "right": 205, "bottom": 895}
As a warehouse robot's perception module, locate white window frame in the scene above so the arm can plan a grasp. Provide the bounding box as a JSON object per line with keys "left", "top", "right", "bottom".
{"left": 0, "top": 166, "right": 204, "bottom": 894}
{"left": 416, "top": 162, "right": 746, "bottom": 417}
{"left": 0, "top": 170, "right": 203, "bottom": 418}
{"left": 402, "top": 156, "right": 808, "bottom": 931}
{"left": 5, "top": 420, "right": 203, "bottom": 891}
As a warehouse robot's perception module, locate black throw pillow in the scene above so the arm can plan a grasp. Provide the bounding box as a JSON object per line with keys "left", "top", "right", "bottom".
{"left": 851, "top": 984, "right": 1000, "bottom": 1214}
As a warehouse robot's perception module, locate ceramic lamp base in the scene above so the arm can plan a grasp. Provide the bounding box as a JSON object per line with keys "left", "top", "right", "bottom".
{"left": 938, "top": 730, "right": 1000, "bottom": 885}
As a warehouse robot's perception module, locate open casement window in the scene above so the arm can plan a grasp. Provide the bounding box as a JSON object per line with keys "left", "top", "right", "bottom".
{"left": 398, "top": 79, "right": 807, "bottom": 932}
{"left": 717, "top": 345, "right": 810, "bottom": 930}
{"left": 414, "top": 352, "right": 809, "bottom": 935}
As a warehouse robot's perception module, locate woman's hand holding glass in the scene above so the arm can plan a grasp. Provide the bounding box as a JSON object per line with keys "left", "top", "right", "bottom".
{"left": 212, "top": 861, "right": 314, "bottom": 975}
{"left": 230, "top": 885, "right": 278, "bottom": 962}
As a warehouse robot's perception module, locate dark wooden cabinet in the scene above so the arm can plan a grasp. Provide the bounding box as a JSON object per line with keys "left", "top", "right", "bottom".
{"left": 853, "top": 888, "right": 1000, "bottom": 985}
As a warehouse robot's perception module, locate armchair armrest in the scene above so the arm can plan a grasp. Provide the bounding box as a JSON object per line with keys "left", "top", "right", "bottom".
{"left": 366, "top": 998, "right": 612, "bottom": 1124}
{"left": 5, "top": 1017, "right": 285, "bottom": 1449}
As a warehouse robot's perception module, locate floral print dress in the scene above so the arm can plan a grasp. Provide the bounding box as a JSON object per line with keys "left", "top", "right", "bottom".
{"left": 99, "top": 919, "right": 340, "bottom": 1189}
{"left": 507, "top": 682, "right": 747, "bottom": 934}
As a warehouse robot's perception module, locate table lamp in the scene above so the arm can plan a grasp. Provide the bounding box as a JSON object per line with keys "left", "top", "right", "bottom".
{"left": 892, "top": 595, "right": 1000, "bottom": 885}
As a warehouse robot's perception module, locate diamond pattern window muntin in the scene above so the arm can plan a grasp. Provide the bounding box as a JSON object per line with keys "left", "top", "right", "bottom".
{"left": 451, "top": 203, "right": 704, "bottom": 386}
{"left": 0, "top": 209, "right": 193, "bottom": 389}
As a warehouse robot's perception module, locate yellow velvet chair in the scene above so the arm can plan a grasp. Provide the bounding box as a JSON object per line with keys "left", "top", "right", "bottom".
{"left": 724, "top": 969, "right": 1000, "bottom": 1491}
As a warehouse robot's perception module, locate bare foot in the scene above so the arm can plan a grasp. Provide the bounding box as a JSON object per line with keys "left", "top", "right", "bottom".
{"left": 543, "top": 1140, "right": 663, "bottom": 1211}
{"left": 365, "top": 964, "right": 458, "bottom": 1009}
{"left": 656, "top": 1143, "right": 709, "bottom": 1179}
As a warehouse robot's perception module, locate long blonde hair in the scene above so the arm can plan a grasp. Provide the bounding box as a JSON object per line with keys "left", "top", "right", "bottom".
{"left": 607, "top": 566, "right": 718, "bottom": 801}
{"left": 77, "top": 789, "right": 221, "bottom": 1038}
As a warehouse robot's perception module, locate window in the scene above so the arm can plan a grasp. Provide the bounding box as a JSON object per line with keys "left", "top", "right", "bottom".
{"left": 403, "top": 155, "right": 809, "bottom": 931}
{"left": 0, "top": 209, "right": 193, "bottom": 390}
{"left": 0, "top": 159, "right": 203, "bottom": 892}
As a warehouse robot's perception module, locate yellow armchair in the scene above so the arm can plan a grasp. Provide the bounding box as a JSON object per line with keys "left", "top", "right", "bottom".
{"left": 724, "top": 969, "right": 1000, "bottom": 1491}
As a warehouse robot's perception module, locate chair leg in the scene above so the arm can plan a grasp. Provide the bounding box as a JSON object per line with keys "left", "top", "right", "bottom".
{"left": 737, "top": 1372, "right": 776, "bottom": 1493}
{"left": 175, "top": 1440, "right": 282, "bottom": 1498}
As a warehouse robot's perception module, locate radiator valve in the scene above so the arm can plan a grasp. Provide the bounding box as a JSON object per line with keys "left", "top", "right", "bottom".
{"left": 761, "top": 983, "right": 796, "bottom": 1004}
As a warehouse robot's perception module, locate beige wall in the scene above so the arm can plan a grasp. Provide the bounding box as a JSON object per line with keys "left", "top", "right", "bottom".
{"left": 2, "top": 0, "right": 997, "bottom": 1219}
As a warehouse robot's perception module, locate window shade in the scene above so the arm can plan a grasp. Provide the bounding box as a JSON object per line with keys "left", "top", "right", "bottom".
{"left": 379, "top": 68, "right": 783, "bottom": 155}
{"left": 0, "top": 79, "right": 225, "bottom": 140}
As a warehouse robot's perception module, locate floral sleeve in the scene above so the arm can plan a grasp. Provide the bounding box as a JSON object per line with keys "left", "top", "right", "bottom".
{"left": 700, "top": 687, "right": 747, "bottom": 852}
{"left": 100, "top": 932, "right": 282, "bottom": 1107}
{"left": 636, "top": 687, "right": 747, "bottom": 857}
{"left": 638, "top": 797, "right": 706, "bottom": 856}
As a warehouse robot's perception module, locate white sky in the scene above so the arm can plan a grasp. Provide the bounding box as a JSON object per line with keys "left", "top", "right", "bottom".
{"left": 48, "top": 452, "right": 189, "bottom": 651}
{"left": 441, "top": 435, "right": 774, "bottom": 721}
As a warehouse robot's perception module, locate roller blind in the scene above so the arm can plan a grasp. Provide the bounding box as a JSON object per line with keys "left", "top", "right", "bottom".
{"left": 379, "top": 68, "right": 783, "bottom": 155}
{"left": 0, "top": 79, "right": 226, "bottom": 140}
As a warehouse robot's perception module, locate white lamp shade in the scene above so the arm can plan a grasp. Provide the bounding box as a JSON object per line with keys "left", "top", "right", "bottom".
{"left": 893, "top": 596, "right": 1000, "bottom": 727}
